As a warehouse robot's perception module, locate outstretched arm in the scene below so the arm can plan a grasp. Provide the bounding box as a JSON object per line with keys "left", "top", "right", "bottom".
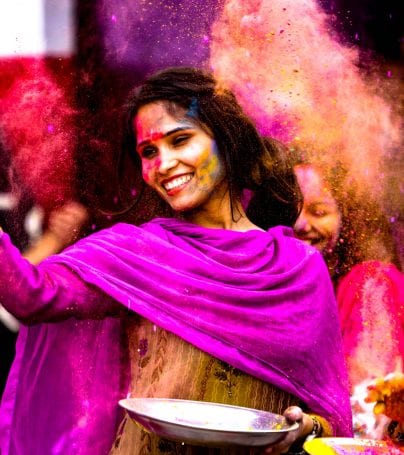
{"left": 0, "top": 228, "right": 123, "bottom": 324}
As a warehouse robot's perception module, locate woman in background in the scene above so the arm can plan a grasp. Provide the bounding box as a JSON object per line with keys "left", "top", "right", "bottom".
{"left": 292, "top": 152, "right": 403, "bottom": 440}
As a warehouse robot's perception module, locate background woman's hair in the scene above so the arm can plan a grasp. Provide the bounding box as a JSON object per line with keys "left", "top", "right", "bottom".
{"left": 246, "top": 137, "right": 303, "bottom": 229}
{"left": 121, "top": 66, "right": 302, "bottom": 229}
{"left": 329, "top": 173, "right": 402, "bottom": 280}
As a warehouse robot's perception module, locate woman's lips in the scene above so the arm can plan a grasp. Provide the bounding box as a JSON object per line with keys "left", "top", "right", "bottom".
{"left": 161, "top": 173, "right": 194, "bottom": 195}
{"left": 297, "top": 236, "right": 322, "bottom": 246}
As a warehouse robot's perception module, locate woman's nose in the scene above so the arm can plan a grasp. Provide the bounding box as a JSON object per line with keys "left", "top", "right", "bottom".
{"left": 294, "top": 212, "right": 311, "bottom": 233}
{"left": 158, "top": 148, "right": 178, "bottom": 174}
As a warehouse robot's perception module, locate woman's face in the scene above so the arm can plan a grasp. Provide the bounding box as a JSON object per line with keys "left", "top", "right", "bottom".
{"left": 134, "top": 102, "right": 226, "bottom": 213}
{"left": 294, "top": 164, "right": 342, "bottom": 254}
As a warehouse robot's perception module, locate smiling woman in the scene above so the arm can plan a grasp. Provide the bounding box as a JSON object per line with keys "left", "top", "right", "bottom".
{"left": 134, "top": 102, "right": 226, "bottom": 217}
{"left": 294, "top": 164, "right": 342, "bottom": 255}
{"left": 0, "top": 67, "right": 352, "bottom": 454}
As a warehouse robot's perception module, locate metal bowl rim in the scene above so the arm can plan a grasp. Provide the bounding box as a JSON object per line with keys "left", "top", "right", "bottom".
{"left": 119, "top": 398, "right": 299, "bottom": 435}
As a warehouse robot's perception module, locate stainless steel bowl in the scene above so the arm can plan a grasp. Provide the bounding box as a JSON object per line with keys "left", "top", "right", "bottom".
{"left": 119, "top": 397, "right": 299, "bottom": 447}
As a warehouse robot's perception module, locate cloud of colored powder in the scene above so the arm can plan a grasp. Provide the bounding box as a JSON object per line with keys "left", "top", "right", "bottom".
{"left": 0, "top": 60, "right": 76, "bottom": 211}
{"left": 209, "top": 0, "right": 402, "bottom": 209}
{"left": 99, "top": 0, "right": 224, "bottom": 74}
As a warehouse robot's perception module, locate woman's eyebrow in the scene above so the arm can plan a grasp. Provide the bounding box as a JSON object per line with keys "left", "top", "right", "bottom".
{"left": 308, "top": 201, "right": 335, "bottom": 208}
{"left": 137, "top": 127, "right": 190, "bottom": 148}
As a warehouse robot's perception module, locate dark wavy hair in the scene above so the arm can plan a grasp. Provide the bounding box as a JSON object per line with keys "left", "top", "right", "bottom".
{"left": 121, "top": 67, "right": 302, "bottom": 229}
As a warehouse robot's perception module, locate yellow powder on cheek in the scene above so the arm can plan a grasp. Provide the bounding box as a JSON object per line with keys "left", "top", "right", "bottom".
{"left": 195, "top": 147, "right": 210, "bottom": 166}
{"left": 198, "top": 155, "right": 220, "bottom": 187}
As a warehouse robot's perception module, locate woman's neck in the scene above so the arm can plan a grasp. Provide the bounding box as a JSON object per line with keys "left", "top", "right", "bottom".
{"left": 181, "top": 198, "right": 263, "bottom": 232}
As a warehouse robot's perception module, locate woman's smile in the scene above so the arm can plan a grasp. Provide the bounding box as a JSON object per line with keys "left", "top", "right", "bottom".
{"left": 161, "top": 172, "right": 194, "bottom": 194}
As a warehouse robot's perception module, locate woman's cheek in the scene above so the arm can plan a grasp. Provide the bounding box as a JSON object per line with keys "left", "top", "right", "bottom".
{"left": 142, "top": 157, "right": 162, "bottom": 184}
{"left": 199, "top": 155, "right": 219, "bottom": 188}
{"left": 141, "top": 161, "right": 153, "bottom": 183}
{"left": 142, "top": 170, "right": 150, "bottom": 183}
{"left": 195, "top": 147, "right": 210, "bottom": 165}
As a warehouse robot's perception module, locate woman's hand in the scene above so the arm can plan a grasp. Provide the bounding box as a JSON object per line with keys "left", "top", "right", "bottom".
{"left": 23, "top": 202, "right": 89, "bottom": 264}
{"left": 47, "top": 201, "right": 89, "bottom": 248}
{"left": 262, "top": 406, "right": 313, "bottom": 454}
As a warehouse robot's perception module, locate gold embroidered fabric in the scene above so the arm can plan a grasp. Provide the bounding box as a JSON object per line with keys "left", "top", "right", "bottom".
{"left": 110, "top": 316, "right": 303, "bottom": 454}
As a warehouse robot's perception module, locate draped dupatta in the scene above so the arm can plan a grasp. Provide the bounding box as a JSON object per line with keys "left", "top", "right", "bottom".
{"left": 47, "top": 218, "right": 352, "bottom": 436}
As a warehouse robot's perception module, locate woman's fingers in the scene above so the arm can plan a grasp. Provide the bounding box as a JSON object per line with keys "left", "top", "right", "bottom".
{"left": 47, "top": 202, "right": 89, "bottom": 247}
{"left": 262, "top": 406, "right": 305, "bottom": 454}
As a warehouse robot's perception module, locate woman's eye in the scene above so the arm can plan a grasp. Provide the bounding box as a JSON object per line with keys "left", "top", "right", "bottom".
{"left": 313, "top": 209, "right": 328, "bottom": 217}
{"left": 141, "top": 147, "right": 157, "bottom": 159}
{"left": 173, "top": 135, "right": 189, "bottom": 146}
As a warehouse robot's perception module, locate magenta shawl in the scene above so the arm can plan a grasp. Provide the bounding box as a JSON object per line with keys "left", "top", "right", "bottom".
{"left": 0, "top": 218, "right": 352, "bottom": 454}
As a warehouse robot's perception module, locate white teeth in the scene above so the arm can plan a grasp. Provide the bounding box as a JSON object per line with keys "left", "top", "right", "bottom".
{"left": 164, "top": 174, "right": 193, "bottom": 191}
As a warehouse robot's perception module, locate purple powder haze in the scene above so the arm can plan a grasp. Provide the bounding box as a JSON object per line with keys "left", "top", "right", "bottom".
{"left": 99, "top": 0, "right": 224, "bottom": 73}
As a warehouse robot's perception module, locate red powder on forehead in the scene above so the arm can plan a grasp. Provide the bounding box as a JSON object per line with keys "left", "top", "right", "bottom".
{"left": 140, "top": 132, "right": 165, "bottom": 143}
{"left": 0, "top": 59, "right": 76, "bottom": 212}
{"left": 134, "top": 105, "right": 167, "bottom": 145}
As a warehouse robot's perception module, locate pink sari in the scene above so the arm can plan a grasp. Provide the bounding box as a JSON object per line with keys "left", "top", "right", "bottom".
{"left": 337, "top": 260, "right": 404, "bottom": 387}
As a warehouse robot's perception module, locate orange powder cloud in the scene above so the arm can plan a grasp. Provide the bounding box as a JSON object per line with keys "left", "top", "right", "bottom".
{"left": 209, "top": 0, "right": 402, "bottom": 207}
